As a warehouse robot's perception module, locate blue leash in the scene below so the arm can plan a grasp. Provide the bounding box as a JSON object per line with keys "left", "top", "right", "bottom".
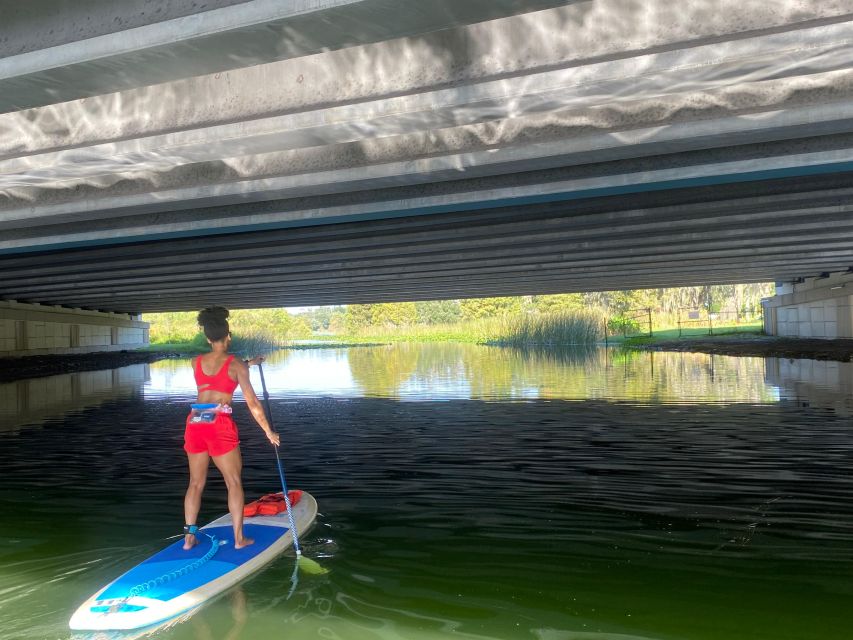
{"left": 125, "top": 531, "right": 219, "bottom": 601}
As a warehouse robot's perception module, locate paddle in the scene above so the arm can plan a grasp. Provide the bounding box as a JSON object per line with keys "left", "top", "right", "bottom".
{"left": 256, "top": 362, "right": 328, "bottom": 576}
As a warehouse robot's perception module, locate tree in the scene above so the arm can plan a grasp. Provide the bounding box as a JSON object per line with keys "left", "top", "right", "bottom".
{"left": 295, "top": 306, "right": 345, "bottom": 331}
{"left": 371, "top": 302, "right": 417, "bottom": 327}
{"left": 345, "top": 304, "right": 375, "bottom": 332}
{"left": 415, "top": 300, "right": 462, "bottom": 324}
{"left": 531, "top": 293, "right": 585, "bottom": 314}
{"left": 459, "top": 297, "right": 522, "bottom": 320}
{"left": 230, "top": 308, "right": 310, "bottom": 339}
{"left": 329, "top": 311, "right": 347, "bottom": 334}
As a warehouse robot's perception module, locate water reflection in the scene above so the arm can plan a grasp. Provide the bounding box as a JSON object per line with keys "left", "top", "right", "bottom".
{"left": 349, "top": 344, "right": 421, "bottom": 397}
{"left": 766, "top": 358, "right": 853, "bottom": 416}
{"left": 349, "top": 344, "right": 784, "bottom": 403}
{"left": 145, "top": 345, "right": 801, "bottom": 405}
{"left": 0, "top": 364, "right": 149, "bottom": 432}
{"left": 11, "top": 347, "right": 853, "bottom": 430}
{"left": 300, "top": 344, "right": 779, "bottom": 403}
{"left": 3, "top": 344, "right": 853, "bottom": 640}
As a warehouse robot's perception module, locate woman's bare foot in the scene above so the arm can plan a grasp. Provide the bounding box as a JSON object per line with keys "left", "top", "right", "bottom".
{"left": 183, "top": 534, "right": 199, "bottom": 550}
{"left": 234, "top": 537, "right": 254, "bottom": 549}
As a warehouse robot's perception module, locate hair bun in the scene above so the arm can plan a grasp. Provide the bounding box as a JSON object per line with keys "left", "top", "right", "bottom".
{"left": 197, "top": 306, "right": 231, "bottom": 342}
{"left": 198, "top": 306, "right": 229, "bottom": 325}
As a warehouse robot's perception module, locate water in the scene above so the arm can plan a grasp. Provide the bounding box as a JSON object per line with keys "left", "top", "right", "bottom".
{"left": 1, "top": 344, "right": 852, "bottom": 640}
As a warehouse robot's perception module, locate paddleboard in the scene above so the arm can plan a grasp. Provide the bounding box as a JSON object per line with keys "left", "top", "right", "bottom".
{"left": 69, "top": 490, "right": 318, "bottom": 632}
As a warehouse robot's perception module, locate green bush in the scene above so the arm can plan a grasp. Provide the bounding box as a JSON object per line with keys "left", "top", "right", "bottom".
{"left": 145, "top": 308, "right": 310, "bottom": 346}
{"left": 607, "top": 316, "right": 641, "bottom": 336}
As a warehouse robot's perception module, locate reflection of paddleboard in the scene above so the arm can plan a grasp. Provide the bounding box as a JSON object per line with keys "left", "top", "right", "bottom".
{"left": 70, "top": 491, "right": 317, "bottom": 632}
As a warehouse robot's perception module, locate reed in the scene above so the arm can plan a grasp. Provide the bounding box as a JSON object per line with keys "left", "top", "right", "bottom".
{"left": 485, "top": 310, "right": 604, "bottom": 347}
{"left": 348, "top": 310, "right": 604, "bottom": 346}
{"left": 229, "top": 330, "right": 286, "bottom": 357}
{"left": 147, "top": 311, "right": 606, "bottom": 351}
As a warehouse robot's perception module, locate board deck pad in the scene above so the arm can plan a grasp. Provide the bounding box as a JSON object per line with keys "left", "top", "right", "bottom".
{"left": 70, "top": 491, "right": 318, "bottom": 631}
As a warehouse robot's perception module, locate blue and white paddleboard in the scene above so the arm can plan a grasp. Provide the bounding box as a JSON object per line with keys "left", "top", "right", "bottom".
{"left": 69, "top": 491, "right": 318, "bottom": 632}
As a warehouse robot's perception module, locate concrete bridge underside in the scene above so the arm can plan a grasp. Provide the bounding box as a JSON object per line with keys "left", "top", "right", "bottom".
{"left": 4, "top": 0, "right": 853, "bottom": 313}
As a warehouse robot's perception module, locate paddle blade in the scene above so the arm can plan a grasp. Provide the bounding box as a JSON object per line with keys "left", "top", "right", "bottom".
{"left": 297, "top": 555, "right": 329, "bottom": 575}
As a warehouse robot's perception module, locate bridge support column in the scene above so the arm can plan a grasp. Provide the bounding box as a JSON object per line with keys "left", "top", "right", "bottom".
{"left": 0, "top": 301, "right": 148, "bottom": 356}
{"left": 762, "top": 272, "right": 853, "bottom": 339}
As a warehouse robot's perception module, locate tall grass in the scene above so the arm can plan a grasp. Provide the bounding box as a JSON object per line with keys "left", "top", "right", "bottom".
{"left": 485, "top": 309, "right": 604, "bottom": 346}
{"left": 146, "top": 310, "right": 605, "bottom": 351}
{"left": 348, "top": 310, "right": 604, "bottom": 346}
{"left": 229, "top": 330, "right": 285, "bottom": 357}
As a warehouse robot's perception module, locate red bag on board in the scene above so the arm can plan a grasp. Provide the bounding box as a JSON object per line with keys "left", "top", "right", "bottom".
{"left": 243, "top": 490, "right": 303, "bottom": 517}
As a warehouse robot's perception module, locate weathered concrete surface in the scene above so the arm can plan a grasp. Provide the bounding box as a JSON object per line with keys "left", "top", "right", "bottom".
{"left": 0, "top": 301, "right": 149, "bottom": 355}
{"left": 3, "top": 1, "right": 853, "bottom": 312}
{"left": 0, "top": 0, "right": 571, "bottom": 112}
{"left": 763, "top": 271, "right": 853, "bottom": 339}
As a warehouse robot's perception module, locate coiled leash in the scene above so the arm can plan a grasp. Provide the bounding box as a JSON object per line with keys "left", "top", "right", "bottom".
{"left": 126, "top": 527, "right": 219, "bottom": 599}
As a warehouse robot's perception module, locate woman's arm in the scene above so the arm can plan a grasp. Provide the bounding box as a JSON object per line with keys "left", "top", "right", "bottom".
{"left": 234, "top": 359, "right": 280, "bottom": 446}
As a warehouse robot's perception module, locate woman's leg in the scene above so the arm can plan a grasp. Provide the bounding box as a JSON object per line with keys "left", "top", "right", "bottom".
{"left": 212, "top": 446, "right": 253, "bottom": 549}
{"left": 184, "top": 451, "right": 210, "bottom": 549}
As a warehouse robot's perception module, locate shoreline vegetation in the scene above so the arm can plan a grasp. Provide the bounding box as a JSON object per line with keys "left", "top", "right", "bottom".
{"left": 10, "top": 285, "right": 853, "bottom": 381}
{"left": 7, "top": 330, "right": 853, "bottom": 385}
{"left": 132, "top": 286, "right": 853, "bottom": 365}
{"left": 144, "top": 286, "right": 774, "bottom": 353}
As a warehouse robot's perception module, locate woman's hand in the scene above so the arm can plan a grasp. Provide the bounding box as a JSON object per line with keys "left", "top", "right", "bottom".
{"left": 246, "top": 356, "right": 266, "bottom": 367}
{"left": 265, "top": 430, "right": 281, "bottom": 446}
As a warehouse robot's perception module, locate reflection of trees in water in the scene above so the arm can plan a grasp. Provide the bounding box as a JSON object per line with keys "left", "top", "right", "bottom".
{"left": 263, "top": 349, "right": 293, "bottom": 368}
{"left": 348, "top": 344, "right": 421, "bottom": 397}
{"left": 413, "top": 343, "right": 601, "bottom": 399}
{"left": 518, "top": 344, "right": 600, "bottom": 364}
{"left": 465, "top": 345, "right": 602, "bottom": 399}
{"left": 607, "top": 349, "right": 777, "bottom": 402}
{"left": 349, "top": 343, "right": 777, "bottom": 402}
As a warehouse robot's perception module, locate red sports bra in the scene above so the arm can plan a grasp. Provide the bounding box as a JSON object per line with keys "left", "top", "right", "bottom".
{"left": 194, "top": 355, "right": 239, "bottom": 394}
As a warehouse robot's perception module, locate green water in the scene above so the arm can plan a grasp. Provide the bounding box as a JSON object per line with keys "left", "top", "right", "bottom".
{"left": 1, "top": 344, "right": 851, "bottom": 639}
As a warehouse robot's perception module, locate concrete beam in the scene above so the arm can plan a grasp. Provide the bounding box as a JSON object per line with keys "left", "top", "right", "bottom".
{"left": 5, "top": 14, "right": 853, "bottom": 232}
{"left": 0, "top": 0, "right": 570, "bottom": 112}
{"left": 5, "top": 200, "right": 853, "bottom": 289}
{"left": 6, "top": 140, "right": 853, "bottom": 254}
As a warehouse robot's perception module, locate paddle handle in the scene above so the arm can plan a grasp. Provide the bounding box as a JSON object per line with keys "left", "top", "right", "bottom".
{"left": 257, "top": 363, "right": 303, "bottom": 556}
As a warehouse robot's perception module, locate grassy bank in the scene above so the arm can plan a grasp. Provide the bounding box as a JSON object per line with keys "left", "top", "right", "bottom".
{"left": 618, "top": 323, "right": 764, "bottom": 348}
{"left": 338, "top": 310, "right": 605, "bottom": 346}
{"left": 146, "top": 312, "right": 766, "bottom": 353}
{"left": 145, "top": 331, "right": 286, "bottom": 356}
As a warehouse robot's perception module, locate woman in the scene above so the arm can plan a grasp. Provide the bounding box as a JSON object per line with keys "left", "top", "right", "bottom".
{"left": 183, "top": 306, "right": 280, "bottom": 551}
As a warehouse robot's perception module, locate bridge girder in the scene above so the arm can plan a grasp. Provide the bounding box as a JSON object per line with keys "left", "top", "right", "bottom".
{"left": 3, "top": 0, "right": 853, "bottom": 312}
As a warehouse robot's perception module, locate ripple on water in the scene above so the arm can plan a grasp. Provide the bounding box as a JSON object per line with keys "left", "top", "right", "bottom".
{"left": 1, "top": 347, "right": 852, "bottom": 639}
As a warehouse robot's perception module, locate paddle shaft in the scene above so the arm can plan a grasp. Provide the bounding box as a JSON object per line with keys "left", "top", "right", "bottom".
{"left": 257, "top": 363, "right": 303, "bottom": 557}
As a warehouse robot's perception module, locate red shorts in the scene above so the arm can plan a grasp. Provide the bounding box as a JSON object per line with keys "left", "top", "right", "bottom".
{"left": 184, "top": 413, "right": 240, "bottom": 457}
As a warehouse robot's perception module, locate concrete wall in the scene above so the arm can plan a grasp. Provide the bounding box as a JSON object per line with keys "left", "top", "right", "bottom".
{"left": 0, "top": 300, "right": 149, "bottom": 356}
{"left": 762, "top": 271, "right": 853, "bottom": 338}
